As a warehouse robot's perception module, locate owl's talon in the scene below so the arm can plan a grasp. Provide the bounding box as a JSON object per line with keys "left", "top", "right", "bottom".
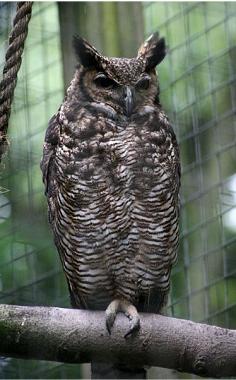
{"left": 120, "top": 300, "right": 140, "bottom": 338}
{"left": 105, "top": 299, "right": 140, "bottom": 337}
{"left": 106, "top": 309, "right": 118, "bottom": 334}
{"left": 124, "top": 315, "right": 140, "bottom": 338}
{"left": 106, "top": 314, "right": 115, "bottom": 334}
{"left": 105, "top": 299, "right": 120, "bottom": 334}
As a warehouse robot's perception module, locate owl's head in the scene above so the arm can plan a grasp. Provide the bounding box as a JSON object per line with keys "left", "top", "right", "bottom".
{"left": 73, "top": 33, "right": 166, "bottom": 116}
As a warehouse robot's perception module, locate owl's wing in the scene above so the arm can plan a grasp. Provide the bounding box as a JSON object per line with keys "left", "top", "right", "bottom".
{"left": 41, "top": 114, "right": 87, "bottom": 309}
{"left": 40, "top": 113, "right": 60, "bottom": 199}
{"left": 54, "top": 234, "right": 88, "bottom": 309}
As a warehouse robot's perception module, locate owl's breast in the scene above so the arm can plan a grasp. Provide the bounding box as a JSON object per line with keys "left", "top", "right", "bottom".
{"left": 51, "top": 107, "right": 180, "bottom": 303}
{"left": 56, "top": 107, "right": 178, "bottom": 199}
{"left": 56, "top": 116, "right": 130, "bottom": 187}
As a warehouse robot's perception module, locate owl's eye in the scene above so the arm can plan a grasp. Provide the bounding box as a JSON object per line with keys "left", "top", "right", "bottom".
{"left": 135, "top": 76, "right": 150, "bottom": 90}
{"left": 94, "top": 74, "right": 116, "bottom": 89}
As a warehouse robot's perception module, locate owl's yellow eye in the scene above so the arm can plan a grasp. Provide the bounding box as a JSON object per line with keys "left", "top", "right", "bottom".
{"left": 94, "top": 73, "right": 116, "bottom": 89}
{"left": 135, "top": 76, "right": 150, "bottom": 90}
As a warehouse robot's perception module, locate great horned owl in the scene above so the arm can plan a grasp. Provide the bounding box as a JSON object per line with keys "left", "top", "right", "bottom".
{"left": 41, "top": 33, "right": 180, "bottom": 378}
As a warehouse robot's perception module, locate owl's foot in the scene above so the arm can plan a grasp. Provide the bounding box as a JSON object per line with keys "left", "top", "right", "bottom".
{"left": 105, "top": 299, "right": 140, "bottom": 338}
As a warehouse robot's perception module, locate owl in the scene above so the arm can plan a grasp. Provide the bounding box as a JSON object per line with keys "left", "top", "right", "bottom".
{"left": 41, "top": 32, "right": 180, "bottom": 378}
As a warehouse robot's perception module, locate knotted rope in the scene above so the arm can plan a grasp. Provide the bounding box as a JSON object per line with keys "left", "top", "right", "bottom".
{"left": 0, "top": 2, "right": 33, "bottom": 161}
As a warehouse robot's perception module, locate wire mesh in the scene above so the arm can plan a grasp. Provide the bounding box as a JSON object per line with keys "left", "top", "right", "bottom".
{"left": 144, "top": 2, "right": 236, "bottom": 378}
{"left": 0, "top": 1, "right": 236, "bottom": 379}
{"left": 0, "top": 2, "right": 81, "bottom": 378}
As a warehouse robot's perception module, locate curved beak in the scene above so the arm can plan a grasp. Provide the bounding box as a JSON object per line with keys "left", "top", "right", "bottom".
{"left": 123, "top": 86, "right": 134, "bottom": 117}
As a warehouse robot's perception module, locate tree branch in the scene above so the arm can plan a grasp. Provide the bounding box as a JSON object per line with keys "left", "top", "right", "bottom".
{"left": 0, "top": 304, "right": 236, "bottom": 377}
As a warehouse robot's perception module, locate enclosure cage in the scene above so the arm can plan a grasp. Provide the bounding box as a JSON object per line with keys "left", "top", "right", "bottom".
{"left": 0, "top": 1, "right": 236, "bottom": 379}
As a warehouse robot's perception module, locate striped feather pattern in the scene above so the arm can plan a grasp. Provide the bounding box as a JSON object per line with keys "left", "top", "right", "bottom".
{"left": 41, "top": 92, "right": 180, "bottom": 312}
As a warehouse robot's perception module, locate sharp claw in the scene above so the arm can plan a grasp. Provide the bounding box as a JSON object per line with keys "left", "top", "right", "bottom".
{"left": 124, "top": 316, "right": 140, "bottom": 338}
{"left": 106, "top": 313, "right": 116, "bottom": 335}
{"left": 105, "top": 299, "right": 140, "bottom": 338}
{"left": 105, "top": 299, "right": 120, "bottom": 335}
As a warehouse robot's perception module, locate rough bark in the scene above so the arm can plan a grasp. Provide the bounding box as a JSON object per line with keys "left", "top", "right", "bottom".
{"left": 0, "top": 304, "right": 236, "bottom": 378}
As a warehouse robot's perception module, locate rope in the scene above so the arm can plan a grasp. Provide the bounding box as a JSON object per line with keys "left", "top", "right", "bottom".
{"left": 0, "top": 2, "right": 33, "bottom": 160}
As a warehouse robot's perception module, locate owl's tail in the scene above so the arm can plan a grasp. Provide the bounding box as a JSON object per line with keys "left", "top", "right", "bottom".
{"left": 91, "top": 362, "right": 146, "bottom": 379}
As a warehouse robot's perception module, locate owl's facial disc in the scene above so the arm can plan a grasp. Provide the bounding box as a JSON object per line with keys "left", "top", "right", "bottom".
{"left": 93, "top": 72, "right": 135, "bottom": 116}
{"left": 81, "top": 65, "right": 157, "bottom": 117}
{"left": 91, "top": 71, "right": 154, "bottom": 117}
{"left": 122, "top": 74, "right": 152, "bottom": 116}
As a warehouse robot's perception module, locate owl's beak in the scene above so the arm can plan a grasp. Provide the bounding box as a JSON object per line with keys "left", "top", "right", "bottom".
{"left": 123, "top": 86, "right": 134, "bottom": 117}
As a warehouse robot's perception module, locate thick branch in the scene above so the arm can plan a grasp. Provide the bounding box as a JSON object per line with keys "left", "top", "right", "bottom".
{"left": 0, "top": 304, "right": 235, "bottom": 377}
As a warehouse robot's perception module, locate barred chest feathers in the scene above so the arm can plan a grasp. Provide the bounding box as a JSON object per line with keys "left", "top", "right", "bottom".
{"left": 52, "top": 101, "right": 179, "bottom": 305}
{"left": 41, "top": 33, "right": 180, "bottom": 339}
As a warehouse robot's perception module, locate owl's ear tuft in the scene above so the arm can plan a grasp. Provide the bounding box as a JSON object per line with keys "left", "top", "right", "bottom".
{"left": 138, "top": 32, "right": 166, "bottom": 70}
{"left": 73, "top": 35, "right": 102, "bottom": 68}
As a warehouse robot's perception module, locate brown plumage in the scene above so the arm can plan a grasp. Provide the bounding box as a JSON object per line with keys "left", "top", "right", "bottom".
{"left": 41, "top": 32, "right": 180, "bottom": 379}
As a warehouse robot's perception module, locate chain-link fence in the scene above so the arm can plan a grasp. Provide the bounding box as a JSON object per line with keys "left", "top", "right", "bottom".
{"left": 0, "top": 2, "right": 81, "bottom": 378}
{"left": 144, "top": 2, "right": 236, "bottom": 377}
{"left": 0, "top": 1, "right": 236, "bottom": 379}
